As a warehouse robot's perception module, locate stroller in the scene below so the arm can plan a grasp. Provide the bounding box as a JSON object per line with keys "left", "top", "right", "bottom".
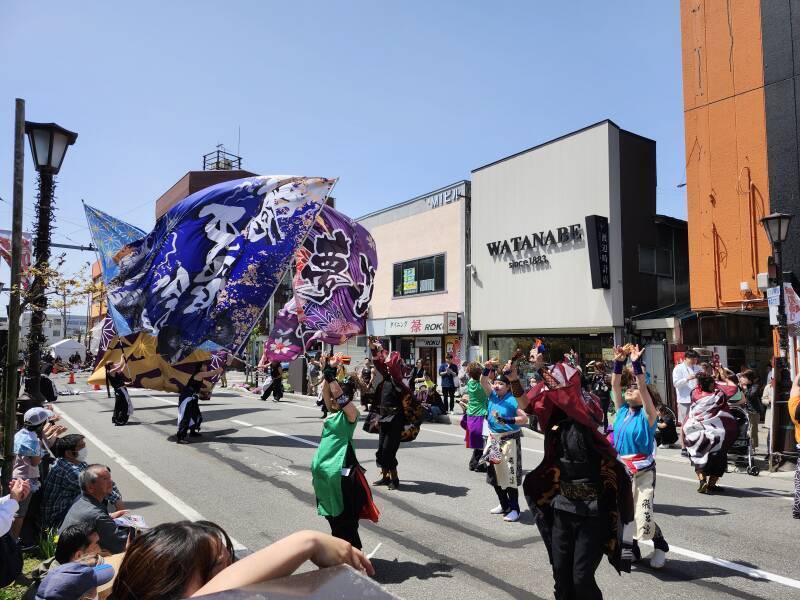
{"left": 727, "top": 405, "right": 760, "bottom": 476}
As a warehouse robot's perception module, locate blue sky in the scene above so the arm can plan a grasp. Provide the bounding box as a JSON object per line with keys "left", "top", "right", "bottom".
{"left": 0, "top": 1, "right": 685, "bottom": 289}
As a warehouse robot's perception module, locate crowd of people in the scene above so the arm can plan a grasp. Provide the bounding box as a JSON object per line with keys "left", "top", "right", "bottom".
{"left": 3, "top": 337, "right": 800, "bottom": 600}
{"left": 0, "top": 404, "right": 375, "bottom": 599}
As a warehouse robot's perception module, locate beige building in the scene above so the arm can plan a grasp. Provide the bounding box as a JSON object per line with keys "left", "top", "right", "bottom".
{"left": 352, "top": 181, "right": 469, "bottom": 377}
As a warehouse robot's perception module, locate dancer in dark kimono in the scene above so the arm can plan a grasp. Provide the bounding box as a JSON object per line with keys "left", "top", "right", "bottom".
{"left": 106, "top": 361, "right": 134, "bottom": 426}
{"left": 369, "top": 338, "right": 412, "bottom": 490}
{"left": 176, "top": 362, "right": 222, "bottom": 444}
{"left": 524, "top": 348, "right": 634, "bottom": 600}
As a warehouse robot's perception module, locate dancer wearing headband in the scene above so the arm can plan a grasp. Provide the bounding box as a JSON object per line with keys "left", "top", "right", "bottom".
{"left": 311, "top": 355, "right": 379, "bottom": 548}
{"left": 481, "top": 359, "right": 527, "bottom": 522}
{"left": 611, "top": 345, "right": 670, "bottom": 569}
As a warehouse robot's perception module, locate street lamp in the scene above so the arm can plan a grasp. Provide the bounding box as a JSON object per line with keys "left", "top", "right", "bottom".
{"left": 761, "top": 212, "right": 793, "bottom": 248}
{"left": 23, "top": 121, "right": 77, "bottom": 404}
{"left": 760, "top": 212, "right": 793, "bottom": 462}
{"left": 25, "top": 122, "right": 78, "bottom": 174}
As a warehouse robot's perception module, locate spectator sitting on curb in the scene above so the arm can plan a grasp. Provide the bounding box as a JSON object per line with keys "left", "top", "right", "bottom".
{"left": 59, "top": 465, "right": 130, "bottom": 555}
{"left": 1, "top": 479, "right": 31, "bottom": 588}
{"left": 35, "top": 559, "right": 115, "bottom": 600}
{"left": 655, "top": 404, "right": 679, "bottom": 448}
{"left": 23, "top": 523, "right": 103, "bottom": 599}
{"left": 11, "top": 407, "right": 64, "bottom": 541}
{"left": 42, "top": 434, "right": 124, "bottom": 530}
{"left": 111, "top": 522, "right": 373, "bottom": 600}
{"left": 421, "top": 379, "right": 446, "bottom": 422}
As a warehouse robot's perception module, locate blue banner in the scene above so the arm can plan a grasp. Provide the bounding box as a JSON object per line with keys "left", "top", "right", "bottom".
{"left": 83, "top": 203, "right": 146, "bottom": 283}
{"left": 104, "top": 176, "right": 334, "bottom": 361}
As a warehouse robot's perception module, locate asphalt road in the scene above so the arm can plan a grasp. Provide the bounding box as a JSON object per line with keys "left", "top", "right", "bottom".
{"left": 47, "top": 375, "right": 800, "bottom": 600}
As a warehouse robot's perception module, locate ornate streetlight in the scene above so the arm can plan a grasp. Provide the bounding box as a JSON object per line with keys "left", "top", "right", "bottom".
{"left": 23, "top": 121, "right": 77, "bottom": 403}
{"left": 761, "top": 212, "right": 794, "bottom": 461}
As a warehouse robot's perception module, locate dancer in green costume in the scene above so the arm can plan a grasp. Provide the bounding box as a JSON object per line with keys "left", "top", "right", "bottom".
{"left": 312, "top": 355, "right": 379, "bottom": 549}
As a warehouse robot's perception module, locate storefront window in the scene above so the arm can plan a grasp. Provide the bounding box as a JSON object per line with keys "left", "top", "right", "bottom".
{"left": 487, "top": 334, "right": 614, "bottom": 384}
{"left": 393, "top": 254, "right": 445, "bottom": 297}
{"left": 398, "top": 338, "right": 415, "bottom": 365}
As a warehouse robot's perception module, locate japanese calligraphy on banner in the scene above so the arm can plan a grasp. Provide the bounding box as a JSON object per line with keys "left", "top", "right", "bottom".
{"left": 263, "top": 205, "right": 378, "bottom": 362}
{"left": 386, "top": 314, "right": 444, "bottom": 335}
{"left": 585, "top": 215, "right": 610, "bottom": 289}
{"left": 771, "top": 283, "right": 800, "bottom": 326}
{"left": 103, "top": 175, "right": 334, "bottom": 362}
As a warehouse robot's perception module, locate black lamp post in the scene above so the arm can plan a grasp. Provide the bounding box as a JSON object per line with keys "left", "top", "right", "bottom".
{"left": 23, "top": 121, "right": 77, "bottom": 404}
{"left": 761, "top": 212, "right": 794, "bottom": 460}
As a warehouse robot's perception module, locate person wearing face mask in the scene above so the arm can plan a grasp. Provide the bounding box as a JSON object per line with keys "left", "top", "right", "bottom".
{"left": 41, "top": 435, "right": 124, "bottom": 530}
{"left": 9, "top": 407, "right": 53, "bottom": 540}
{"left": 611, "top": 345, "right": 670, "bottom": 569}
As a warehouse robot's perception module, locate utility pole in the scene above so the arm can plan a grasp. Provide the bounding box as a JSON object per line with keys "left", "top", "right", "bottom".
{"left": 2, "top": 99, "right": 25, "bottom": 494}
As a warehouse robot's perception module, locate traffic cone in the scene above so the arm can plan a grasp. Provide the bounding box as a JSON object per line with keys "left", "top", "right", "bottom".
{"left": 68, "top": 371, "right": 75, "bottom": 385}
{"left": 93, "top": 383, "right": 101, "bottom": 391}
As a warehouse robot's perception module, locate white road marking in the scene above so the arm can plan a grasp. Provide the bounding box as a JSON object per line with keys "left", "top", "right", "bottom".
{"left": 53, "top": 405, "right": 248, "bottom": 552}
{"left": 367, "top": 542, "right": 383, "bottom": 560}
{"left": 253, "top": 425, "right": 318, "bottom": 447}
{"left": 638, "top": 539, "right": 800, "bottom": 590}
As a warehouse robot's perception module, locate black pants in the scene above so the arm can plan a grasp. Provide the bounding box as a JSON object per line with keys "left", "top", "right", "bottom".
{"left": 261, "top": 379, "right": 284, "bottom": 401}
{"left": 177, "top": 396, "right": 202, "bottom": 440}
{"left": 376, "top": 416, "right": 403, "bottom": 470}
{"left": 442, "top": 387, "right": 456, "bottom": 411}
{"left": 600, "top": 395, "right": 610, "bottom": 432}
{"left": 469, "top": 447, "right": 483, "bottom": 470}
{"left": 551, "top": 509, "right": 607, "bottom": 600}
{"left": 326, "top": 512, "right": 362, "bottom": 549}
{"left": 112, "top": 389, "right": 129, "bottom": 425}
{"left": 492, "top": 485, "right": 520, "bottom": 513}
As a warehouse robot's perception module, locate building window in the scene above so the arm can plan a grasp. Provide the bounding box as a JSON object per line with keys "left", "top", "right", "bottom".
{"left": 52, "top": 330, "right": 61, "bottom": 337}
{"left": 638, "top": 246, "right": 672, "bottom": 277}
{"left": 393, "top": 254, "right": 445, "bottom": 297}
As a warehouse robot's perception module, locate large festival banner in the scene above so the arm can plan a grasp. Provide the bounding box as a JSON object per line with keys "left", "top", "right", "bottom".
{"left": 84, "top": 176, "right": 334, "bottom": 391}
{"left": 264, "top": 205, "right": 377, "bottom": 362}
{"left": 105, "top": 176, "right": 334, "bottom": 362}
